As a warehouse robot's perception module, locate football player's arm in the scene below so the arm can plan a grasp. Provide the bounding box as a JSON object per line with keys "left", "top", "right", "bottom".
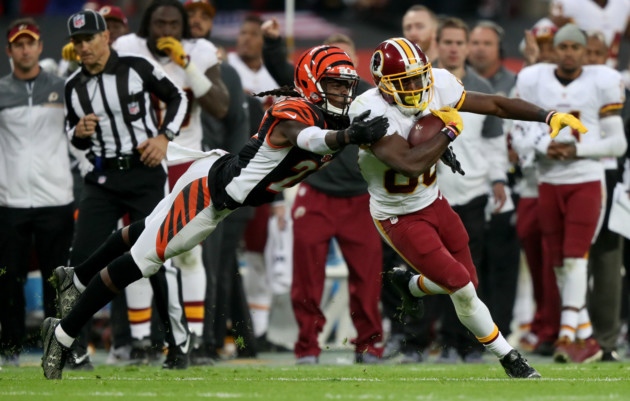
{"left": 65, "top": 86, "right": 92, "bottom": 150}
{"left": 271, "top": 120, "right": 346, "bottom": 153}
{"left": 197, "top": 64, "right": 229, "bottom": 119}
{"left": 371, "top": 131, "right": 450, "bottom": 178}
{"left": 262, "top": 19, "right": 294, "bottom": 87}
{"left": 460, "top": 91, "right": 586, "bottom": 138}
{"left": 554, "top": 109, "right": 628, "bottom": 160}
{"left": 548, "top": 0, "right": 573, "bottom": 28}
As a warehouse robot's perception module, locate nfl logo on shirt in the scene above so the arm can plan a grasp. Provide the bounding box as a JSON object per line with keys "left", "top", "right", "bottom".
{"left": 73, "top": 14, "right": 86, "bottom": 28}
{"left": 128, "top": 102, "right": 140, "bottom": 115}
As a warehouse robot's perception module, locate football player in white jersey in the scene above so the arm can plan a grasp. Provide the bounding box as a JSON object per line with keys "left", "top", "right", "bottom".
{"left": 351, "top": 37, "right": 586, "bottom": 378}
{"left": 550, "top": 0, "right": 630, "bottom": 68}
{"left": 514, "top": 24, "right": 627, "bottom": 363}
{"left": 111, "top": 0, "right": 229, "bottom": 362}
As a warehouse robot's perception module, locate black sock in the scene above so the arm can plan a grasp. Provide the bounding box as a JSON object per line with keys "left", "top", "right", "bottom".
{"left": 62, "top": 254, "right": 143, "bottom": 338}
{"left": 75, "top": 229, "right": 129, "bottom": 285}
{"left": 61, "top": 272, "right": 116, "bottom": 338}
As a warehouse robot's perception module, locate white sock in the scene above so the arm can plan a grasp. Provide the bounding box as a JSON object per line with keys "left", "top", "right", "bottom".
{"left": 175, "top": 245, "right": 206, "bottom": 337}
{"left": 125, "top": 278, "right": 153, "bottom": 340}
{"left": 73, "top": 274, "right": 86, "bottom": 293}
{"left": 55, "top": 324, "right": 75, "bottom": 348}
{"left": 483, "top": 331, "right": 514, "bottom": 359}
{"left": 409, "top": 274, "right": 448, "bottom": 296}
{"left": 576, "top": 307, "right": 594, "bottom": 340}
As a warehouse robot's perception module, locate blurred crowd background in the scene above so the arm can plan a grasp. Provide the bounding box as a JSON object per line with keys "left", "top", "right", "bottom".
{"left": 0, "top": 1, "right": 588, "bottom": 78}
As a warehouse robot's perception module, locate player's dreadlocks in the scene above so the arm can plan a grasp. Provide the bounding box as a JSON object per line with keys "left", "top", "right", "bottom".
{"left": 252, "top": 85, "right": 300, "bottom": 98}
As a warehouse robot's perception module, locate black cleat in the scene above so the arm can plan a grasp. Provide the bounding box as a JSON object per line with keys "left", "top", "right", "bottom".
{"left": 41, "top": 317, "right": 70, "bottom": 380}
{"left": 50, "top": 266, "right": 81, "bottom": 318}
{"left": 500, "top": 349, "right": 541, "bottom": 379}
{"left": 190, "top": 334, "right": 214, "bottom": 366}
{"left": 163, "top": 336, "right": 190, "bottom": 370}
{"left": 66, "top": 352, "right": 94, "bottom": 371}
{"left": 386, "top": 267, "right": 424, "bottom": 319}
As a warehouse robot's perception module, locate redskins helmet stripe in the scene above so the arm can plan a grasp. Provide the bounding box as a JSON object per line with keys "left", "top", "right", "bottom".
{"left": 390, "top": 38, "right": 422, "bottom": 66}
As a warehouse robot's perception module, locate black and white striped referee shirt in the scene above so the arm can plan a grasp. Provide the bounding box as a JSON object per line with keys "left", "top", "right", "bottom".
{"left": 65, "top": 50, "right": 188, "bottom": 158}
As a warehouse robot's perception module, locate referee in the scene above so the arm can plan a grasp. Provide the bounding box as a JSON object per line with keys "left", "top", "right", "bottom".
{"left": 60, "top": 10, "right": 190, "bottom": 369}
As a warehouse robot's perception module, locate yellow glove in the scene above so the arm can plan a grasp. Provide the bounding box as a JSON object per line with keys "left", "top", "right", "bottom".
{"left": 430, "top": 106, "right": 464, "bottom": 134}
{"left": 156, "top": 37, "right": 189, "bottom": 68}
{"left": 548, "top": 112, "right": 588, "bottom": 138}
{"left": 61, "top": 42, "right": 79, "bottom": 62}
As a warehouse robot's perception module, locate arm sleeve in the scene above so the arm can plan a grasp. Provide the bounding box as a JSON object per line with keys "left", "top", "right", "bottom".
{"left": 576, "top": 115, "right": 628, "bottom": 158}
{"left": 137, "top": 57, "right": 188, "bottom": 135}
{"left": 263, "top": 36, "right": 295, "bottom": 87}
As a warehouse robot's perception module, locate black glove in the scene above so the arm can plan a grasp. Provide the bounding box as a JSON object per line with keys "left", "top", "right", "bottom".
{"left": 337, "top": 110, "right": 389, "bottom": 146}
{"left": 441, "top": 146, "right": 465, "bottom": 176}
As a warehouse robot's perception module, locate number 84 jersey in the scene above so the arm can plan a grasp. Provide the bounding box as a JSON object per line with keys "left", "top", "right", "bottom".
{"left": 351, "top": 70, "right": 465, "bottom": 220}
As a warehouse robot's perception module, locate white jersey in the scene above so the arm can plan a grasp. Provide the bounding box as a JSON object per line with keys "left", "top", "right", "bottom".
{"left": 351, "top": 68, "right": 465, "bottom": 220}
{"left": 515, "top": 63, "right": 625, "bottom": 184}
{"left": 550, "top": 0, "right": 630, "bottom": 67}
{"left": 227, "top": 52, "right": 278, "bottom": 107}
{"left": 113, "top": 34, "right": 219, "bottom": 158}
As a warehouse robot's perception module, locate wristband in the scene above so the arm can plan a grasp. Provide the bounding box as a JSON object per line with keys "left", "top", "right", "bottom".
{"left": 184, "top": 61, "right": 213, "bottom": 98}
{"left": 440, "top": 126, "right": 458, "bottom": 142}
{"left": 296, "top": 126, "right": 334, "bottom": 155}
{"left": 336, "top": 130, "right": 348, "bottom": 147}
{"left": 539, "top": 109, "right": 556, "bottom": 124}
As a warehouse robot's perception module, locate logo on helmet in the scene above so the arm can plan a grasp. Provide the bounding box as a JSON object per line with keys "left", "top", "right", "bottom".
{"left": 371, "top": 50, "right": 384, "bottom": 80}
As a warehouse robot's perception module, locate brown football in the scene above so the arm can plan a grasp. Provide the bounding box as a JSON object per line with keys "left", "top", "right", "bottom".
{"left": 407, "top": 113, "right": 445, "bottom": 147}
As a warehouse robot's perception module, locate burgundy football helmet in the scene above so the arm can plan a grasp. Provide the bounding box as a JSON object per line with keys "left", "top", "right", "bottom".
{"left": 370, "top": 37, "right": 434, "bottom": 115}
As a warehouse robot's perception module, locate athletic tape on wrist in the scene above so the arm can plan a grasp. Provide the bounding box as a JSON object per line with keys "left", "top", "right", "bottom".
{"left": 296, "top": 126, "right": 333, "bottom": 155}
{"left": 184, "top": 61, "right": 213, "bottom": 98}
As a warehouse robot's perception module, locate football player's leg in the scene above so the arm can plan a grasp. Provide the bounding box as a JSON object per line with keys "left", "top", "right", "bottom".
{"left": 561, "top": 181, "right": 602, "bottom": 341}
{"left": 172, "top": 245, "right": 206, "bottom": 338}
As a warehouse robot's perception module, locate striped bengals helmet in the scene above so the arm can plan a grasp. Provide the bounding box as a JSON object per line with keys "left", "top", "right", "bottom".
{"left": 294, "top": 45, "right": 359, "bottom": 116}
{"left": 370, "top": 37, "right": 434, "bottom": 115}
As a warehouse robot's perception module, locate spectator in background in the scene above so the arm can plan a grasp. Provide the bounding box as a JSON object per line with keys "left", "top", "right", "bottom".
{"left": 467, "top": 19, "right": 521, "bottom": 345}
{"left": 584, "top": 30, "right": 626, "bottom": 362}
{"left": 99, "top": 5, "right": 129, "bottom": 43}
{"left": 549, "top": 0, "right": 630, "bottom": 68}
{"left": 112, "top": 0, "right": 229, "bottom": 364}
{"left": 0, "top": 18, "right": 74, "bottom": 367}
{"left": 514, "top": 24, "right": 627, "bottom": 363}
{"left": 521, "top": 20, "right": 558, "bottom": 67}
{"left": 184, "top": 0, "right": 258, "bottom": 361}
{"left": 401, "top": 5, "right": 439, "bottom": 62}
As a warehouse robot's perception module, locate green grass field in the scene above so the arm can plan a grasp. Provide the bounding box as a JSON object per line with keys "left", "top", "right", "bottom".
{"left": 2, "top": 357, "right": 630, "bottom": 401}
